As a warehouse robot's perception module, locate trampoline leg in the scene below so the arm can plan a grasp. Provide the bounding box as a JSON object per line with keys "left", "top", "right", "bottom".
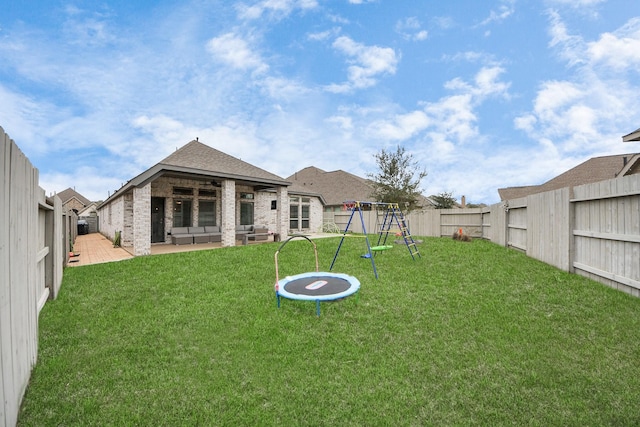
{"left": 316, "top": 300, "right": 320, "bottom": 317}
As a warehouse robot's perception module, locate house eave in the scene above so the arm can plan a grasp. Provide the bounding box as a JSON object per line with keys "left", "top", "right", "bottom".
{"left": 622, "top": 129, "right": 640, "bottom": 142}
{"left": 98, "top": 164, "right": 292, "bottom": 209}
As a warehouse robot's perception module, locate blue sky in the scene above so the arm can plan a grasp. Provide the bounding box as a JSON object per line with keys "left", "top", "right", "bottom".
{"left": 1, "top": 0, "right": 639, "bottom": 204}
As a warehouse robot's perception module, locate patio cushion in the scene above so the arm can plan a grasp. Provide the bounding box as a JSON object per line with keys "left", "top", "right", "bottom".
{"left": 172, "top": 227, "right": 189, "bottom": 235}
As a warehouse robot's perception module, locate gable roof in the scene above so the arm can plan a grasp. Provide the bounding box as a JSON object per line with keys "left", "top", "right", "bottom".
{"left": 101, "top": 140, "right": 291, "bottom": 205}
{"left": 287, "top": 166, "right": 374, "bottom": 206}
{"left": 78, "top": 202, "right": 98, "bottom": 217}
{"left": 498, "top": 153, "right": 640, "bottom": 200}
{"left": 57, "top": 187, "right": 92, "bottom": 206}
{"left": 161, "top": 140, "right": 287, "bottom": 183}
{"left": 287, "top": 166, "right": 437, "bottom": 208}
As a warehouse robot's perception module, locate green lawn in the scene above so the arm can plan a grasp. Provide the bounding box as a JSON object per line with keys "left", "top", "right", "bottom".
{"left": 18, "top": 236, "right": 640, "bottom": 426}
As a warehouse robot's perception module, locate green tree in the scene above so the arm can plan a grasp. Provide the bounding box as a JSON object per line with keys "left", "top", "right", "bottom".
{"left": 367, "top": 145, "right": 428, "bottom": 213}
{"left": 431, "top": 192, "right": 457, "bottom": 209}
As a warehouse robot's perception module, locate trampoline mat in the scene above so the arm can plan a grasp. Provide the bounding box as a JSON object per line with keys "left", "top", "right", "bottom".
{"left": 283, "top": 275, "right": 351, "bottom": 296}
{"left": 277, "top": 272, "right": 360, "bottom": 302}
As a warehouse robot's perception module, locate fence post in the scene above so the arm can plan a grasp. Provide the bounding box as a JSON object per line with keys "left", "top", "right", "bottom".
{"left": 567, "top": 188, "right": 576, "bottom": 274}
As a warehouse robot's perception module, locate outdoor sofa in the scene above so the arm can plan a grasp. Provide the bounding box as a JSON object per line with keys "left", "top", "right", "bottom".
{"left": 170, "top": 225, "right": 268, "bottom": 245}
{"left": 171, "top": 226, "right": 222, "bottom": 245}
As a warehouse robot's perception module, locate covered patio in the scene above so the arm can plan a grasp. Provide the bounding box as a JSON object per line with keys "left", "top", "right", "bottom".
{"left": 70, "top": 232, "right": 337, "bottom": 266}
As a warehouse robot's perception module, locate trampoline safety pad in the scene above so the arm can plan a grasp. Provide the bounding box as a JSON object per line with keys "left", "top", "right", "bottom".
{"left": 276, "top": 272, "right": 360, "bottom": 302}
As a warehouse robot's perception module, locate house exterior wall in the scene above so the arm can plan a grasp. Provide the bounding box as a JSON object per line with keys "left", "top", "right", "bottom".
{"left": 151, "top": 177, "right": 223, "bottom": 243}
{"left": 123, "top": 192, "right": 133, "bottom": 247}
{"left": 309, "top": 197, "right": 323, "bottom": 232}
{"left": 288, "top": 194, "right": 322, "bottom": 233}
{"left": 98, "top": 192, "right": 126, "bottom": 242}
{"left": 63, "top": 198, "right": 86, "bottom": 213}
{"left": 98, "top": 177, "right": 316, "bottom": 253}
{"left": 132, "top": 183, "right": 151, "bottom": 255}
{"left": 221, "top": 180, "right": 235, "bottom": 247}
{"left": 277, "top": 186, "right": 288, "bottom": 240}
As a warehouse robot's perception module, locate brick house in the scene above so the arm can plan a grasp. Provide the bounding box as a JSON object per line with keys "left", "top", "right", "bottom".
{"left": 56, "top": 187, "right": 92, "bottom": 213}
{"left": 286, "top": 166, "right": 438, "bottom": 213}
{"left": 97, "top": 140, "right": 324, "bottom": 256}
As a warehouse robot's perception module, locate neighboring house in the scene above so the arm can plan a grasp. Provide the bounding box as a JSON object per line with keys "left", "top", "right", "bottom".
{"left": 498, "top": 153, "right": 640, "bottom": 200}
{"left": 77, "top": 202, "right": 98, "bottom": 217}
{"left": 56, "top": 187, "right": 92, "bottom": 213}
{"left": 287, "top": 166, "right": 375, "bottom": 212}
{"left": 287, "top": 166, "right": 437, "bottom": 212}
{"left": 97, "top": 140, "right": 324, "bottom": 256}
{"left": 78, "top": 202, "right": 100, "bottom": 233}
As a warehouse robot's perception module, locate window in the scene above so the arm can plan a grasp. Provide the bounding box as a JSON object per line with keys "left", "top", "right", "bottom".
{"left": 240, "top": 202, "right": 254, "bottom": 225}
{"left": 301, "top": 204, "right": 310, "bottom": 229}
{"left": 240, "top": 192, "right": 254, "bottom": 199}
{"left": 290, "top": 197, "right": 310, "bottom": 231}
{"left": 290, "top": 204, "right": 299, "bottom": 229}
{"left": 199, "top": 189, "right": 216, "bottom": 198}
{"left": 173, "top": 200, "right": 192, "bottom": 227}
{"left": 271, "top": 200, "right": 277, "bottom": 210}
{"left": 198, "top": 200, "right": 216, "bottom": 226}
{"left": 173, "top": 187, "right": 194, "bottom": 196}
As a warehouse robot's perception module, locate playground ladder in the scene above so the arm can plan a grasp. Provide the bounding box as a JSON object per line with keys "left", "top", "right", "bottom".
{"left": 376, "top": 203, "right": 421, "bottom": 260}
{"left": 330, "top": 201, "right": 420, "bottom": 279}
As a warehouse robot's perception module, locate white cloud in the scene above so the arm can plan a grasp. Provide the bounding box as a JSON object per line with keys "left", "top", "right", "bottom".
{"left": 445, "top": 66, "right": 510, "bottom": 98}
{"left": 259, "top": 76, "right": 312, "bottom": 101}
{"left": 516, "top": 13, "right": 640, "bottom": 156}
{"left": 476, "top": 1, "right": 515, "bottom": 27}
{"left": 547, "top": 0, "right": 605, "bottom": 6}
{"left": 61, "top": 4, "right": 117, "bottom": 47}
{"left": 395, "top": 17, "right": 428, "bottom": 41}
{"left": 587, "top": 17, "right": 640, "bottom": 69}
{"left": 368, "top": 111, "right": 430, "bottom": 141}
{"left": 432, "top": 16, "right": 454, "bottom": 30}
{"left": 236, "top": 0, "right": 318, "bottom": 20}
{"left": 308, "top": 27, "right": 341, "bottom": 41}
{"left": 325, "top": 36, "right": 399, "bottom": 93}
{"left": 547, "top": 10, "right": 586, "bottom": 66}
{"left": 207, "top": 32, "right": 269, "bottom": 73}
{"left": 364, "top": 66, "right": 509, "bottom": 148}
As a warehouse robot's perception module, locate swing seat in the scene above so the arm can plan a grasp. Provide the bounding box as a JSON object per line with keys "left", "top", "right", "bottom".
{"left": 370, "top": 245, "right": 393, "bottom": 251}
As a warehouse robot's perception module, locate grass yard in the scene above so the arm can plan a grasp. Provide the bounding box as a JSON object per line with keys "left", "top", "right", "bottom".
{"left": 18, "top": 236, "right": 640, "bottom": 426}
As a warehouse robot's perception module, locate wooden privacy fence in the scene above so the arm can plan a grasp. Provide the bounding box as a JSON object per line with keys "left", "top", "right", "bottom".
{"left": 324, "top": 175, "right": 640, "bottom": 297}
{"left": 1, "top": 127, "right": 71, "bottom": 427}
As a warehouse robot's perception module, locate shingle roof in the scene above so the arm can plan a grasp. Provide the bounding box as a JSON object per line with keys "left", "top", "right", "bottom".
{"left": 286, "top": 166, "right": 436, "bottom": 208}
{"left": 498, "top": 153, "right": 640, "bottom": 200}
{"left": 56, "top": 187, "right": 92, "bottom": 206}
{"left": 100, "top": 140, "right": 291, "bottom": 206}
{"left": 161, "top": 140, "right": 287, "bottom": 183}
{"left": 287, "top": 166, "right": 375, "bottom": 206}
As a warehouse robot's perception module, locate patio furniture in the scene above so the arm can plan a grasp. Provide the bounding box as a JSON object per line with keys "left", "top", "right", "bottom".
{"left": 171, "top": 227, "right": 193, "bottom": 245}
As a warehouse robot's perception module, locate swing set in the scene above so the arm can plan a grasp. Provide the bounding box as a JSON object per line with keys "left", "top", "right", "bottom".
{"left": 330, "top": 201, "right": 421, "bottom": 279}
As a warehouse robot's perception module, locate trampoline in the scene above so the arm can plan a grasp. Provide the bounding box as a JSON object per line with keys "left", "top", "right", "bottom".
{"left": 275, "top": 235, "right": 360, "bottom": 316}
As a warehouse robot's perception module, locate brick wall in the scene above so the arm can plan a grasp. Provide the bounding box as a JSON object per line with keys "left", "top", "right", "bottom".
{"left": 132, "top": 184, "right": 151, "bottom": 255}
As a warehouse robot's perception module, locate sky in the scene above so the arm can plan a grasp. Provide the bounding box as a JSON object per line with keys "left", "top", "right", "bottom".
{"left": 1, "top": 0, "right": 639, "bottom": 205}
